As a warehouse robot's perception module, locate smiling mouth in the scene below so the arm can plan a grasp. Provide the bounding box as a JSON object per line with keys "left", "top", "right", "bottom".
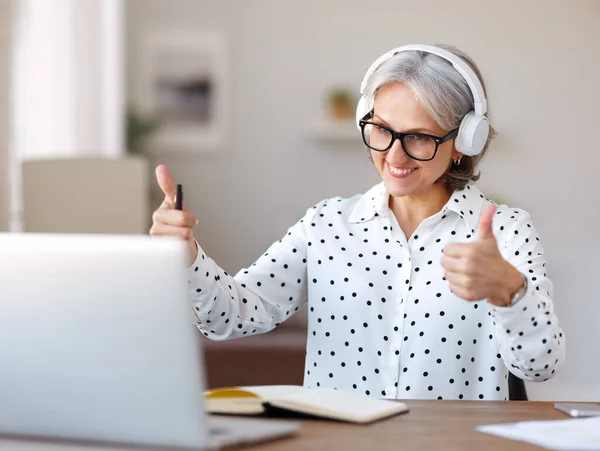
{"left": 387, "top": 164, "right": 418, "bottom": 177}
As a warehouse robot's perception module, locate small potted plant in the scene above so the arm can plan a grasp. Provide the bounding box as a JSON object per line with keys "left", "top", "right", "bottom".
{"left": 126, "top": 109, "right": 157, "bottom": 155}
{"left": 327, "top": 87, "right": 355, "bottom": 120}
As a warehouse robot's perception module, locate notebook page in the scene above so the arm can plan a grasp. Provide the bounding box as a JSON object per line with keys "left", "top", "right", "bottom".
{"left": 276, "top": 388, "right": 405, "bottom": 419}
{"left": 237, "top": 385, "right": 306, "bottom": 399}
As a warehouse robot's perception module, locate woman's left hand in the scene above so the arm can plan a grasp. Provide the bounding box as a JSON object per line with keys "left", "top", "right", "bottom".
{"left": 441, "top": 204, "right": 524, "bottom": 307}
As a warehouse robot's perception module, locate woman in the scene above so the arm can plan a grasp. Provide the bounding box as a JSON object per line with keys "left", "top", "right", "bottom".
{"left": 150, "top": 43, "right": 565, "bottom": 401}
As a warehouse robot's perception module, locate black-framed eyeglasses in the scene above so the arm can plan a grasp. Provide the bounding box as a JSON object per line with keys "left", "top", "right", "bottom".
{"left": 358, "top": 111, "right": 458, "bottom": 161}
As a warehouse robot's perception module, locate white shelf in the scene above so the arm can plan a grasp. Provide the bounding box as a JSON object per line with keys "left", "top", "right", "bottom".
{"left": 309, "top": 119, "right": 362, "bottom": 145}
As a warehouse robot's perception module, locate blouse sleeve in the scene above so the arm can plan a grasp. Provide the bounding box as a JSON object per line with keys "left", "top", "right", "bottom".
{"left": 184, "top": 202, "right": 323, "bottom": 340}
{"left": 489, "top": 208, "right": 565, "bottom": 382}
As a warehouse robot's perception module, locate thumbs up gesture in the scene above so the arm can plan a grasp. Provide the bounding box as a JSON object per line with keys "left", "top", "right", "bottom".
{"left": 149, "top": 164, "right": 199, "bottom": 265}
{"left": 441, "top": 204, "right": 524, "bottom": 306}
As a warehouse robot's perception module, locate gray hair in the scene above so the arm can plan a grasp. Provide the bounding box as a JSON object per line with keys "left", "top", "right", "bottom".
{"left": 363, "top": 43, "right": 494, "bottom": 190}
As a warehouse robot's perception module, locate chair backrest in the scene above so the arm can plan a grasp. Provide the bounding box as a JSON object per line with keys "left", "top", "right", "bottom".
{"left": 508, "top": 372, "right": 528, "bottom": 401}
{"left": 21, "top": 156, "right": 149, "bottom": 234}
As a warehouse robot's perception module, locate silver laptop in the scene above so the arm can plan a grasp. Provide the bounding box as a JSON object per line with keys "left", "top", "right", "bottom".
{"left": 0, "top": 233, "right": 298, "bottom": 450}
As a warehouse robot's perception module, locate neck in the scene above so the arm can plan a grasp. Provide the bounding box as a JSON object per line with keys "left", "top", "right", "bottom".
{"left": 389, "top": 183, "right": 452, "bottom": 239}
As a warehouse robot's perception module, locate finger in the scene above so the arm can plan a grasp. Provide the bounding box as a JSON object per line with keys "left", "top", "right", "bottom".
{"left": 155, "top": 164, "right": 176, "bottom": 203}
{"left": 477, "top": 203, "right": 497, "bottom": 240}
{"left": 442, "top": 242, "right": 471, "bottom": 258}
{"left": 440, "top": 254, "right": 466, "bottom": 273}
{"left": 153, "top": 208, "right": 198, "bottom": 228}
{"left": 158, "top": 192, "right": 192, "bottom": 214}
{"left": 149, "top": 223, "right": 194, "bottom": 240}
{"left": 448, "top": 284, "right": 477, "bottom": 302}
{"left": 444, "top": 270, "right": 470, "bottom": 289}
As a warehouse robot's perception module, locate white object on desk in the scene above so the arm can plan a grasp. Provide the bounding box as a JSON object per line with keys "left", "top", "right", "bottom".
{"left": 477, "top": 416, "right": 600, "bottom": 450}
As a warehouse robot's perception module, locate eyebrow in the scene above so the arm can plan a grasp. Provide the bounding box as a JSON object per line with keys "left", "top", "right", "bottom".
{"left": 372, "top": 113, "right": 439, "bottom": 136}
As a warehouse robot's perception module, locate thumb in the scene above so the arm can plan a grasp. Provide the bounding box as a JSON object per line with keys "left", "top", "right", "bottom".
{"left": 477, "top": 203, "right": 497, "bottom": 240}
{"left": 155, "top": 164, "right": 176, "bottom": 204}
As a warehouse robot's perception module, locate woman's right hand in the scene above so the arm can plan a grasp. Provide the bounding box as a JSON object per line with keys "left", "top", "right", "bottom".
{"left": 150, "top": 164, "right": 199, "bottom": 265}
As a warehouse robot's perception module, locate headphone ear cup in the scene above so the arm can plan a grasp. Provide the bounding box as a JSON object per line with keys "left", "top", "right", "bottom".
{"left": 355, "top": 95, "right": 370, "bottom": 131}
{"left": 455, "top": 111, "right": 490, "bottom": 156}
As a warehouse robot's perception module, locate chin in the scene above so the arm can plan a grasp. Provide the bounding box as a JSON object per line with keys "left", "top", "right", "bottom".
{"left": 382, "top": 177, "right": 418, "bottom": 199}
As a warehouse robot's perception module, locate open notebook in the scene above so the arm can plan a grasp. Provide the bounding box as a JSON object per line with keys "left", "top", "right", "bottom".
{"left": 204, "top": 385, "right": 409, "bottom": 424}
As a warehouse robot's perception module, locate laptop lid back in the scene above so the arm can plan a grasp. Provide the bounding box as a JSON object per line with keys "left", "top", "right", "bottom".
{"left": 0, "top": 233, "right": 208, "bottom": 450}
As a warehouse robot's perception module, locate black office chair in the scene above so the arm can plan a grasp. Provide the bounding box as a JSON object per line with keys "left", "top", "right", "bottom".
{"left": 508, "top": 372, "right": 528, "bottom": 400}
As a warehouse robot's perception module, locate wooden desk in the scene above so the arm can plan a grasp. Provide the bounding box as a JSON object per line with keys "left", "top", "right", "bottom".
{"left": 0, "top": 401, "right": 572, "bottom": 451}
{"left": 244, "top": 400, "right": 567, "bottom": 451}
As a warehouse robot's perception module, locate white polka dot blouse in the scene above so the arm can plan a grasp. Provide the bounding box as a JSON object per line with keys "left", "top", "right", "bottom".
{"left": 187, "top": 182, "right": 565, "bottom": 401}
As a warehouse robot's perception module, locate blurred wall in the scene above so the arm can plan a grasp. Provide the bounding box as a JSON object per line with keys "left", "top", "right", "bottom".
{"left": 125, "top": 0, "right": 600, "bottom": 401}
{"left": 0, "top": 0, "right": 10, "bottom": 232}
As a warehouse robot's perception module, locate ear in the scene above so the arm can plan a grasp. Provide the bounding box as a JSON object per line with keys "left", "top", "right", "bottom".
{"left": 452, "top": 150, "right": 464, "bottom": 161}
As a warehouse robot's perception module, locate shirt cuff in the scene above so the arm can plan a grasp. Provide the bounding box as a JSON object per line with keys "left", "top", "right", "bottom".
{"left": 186, "top": 239, "right": 212, "bottom": 279}
{"left": 488, "top": 280, "right": 537, "bottom": 327}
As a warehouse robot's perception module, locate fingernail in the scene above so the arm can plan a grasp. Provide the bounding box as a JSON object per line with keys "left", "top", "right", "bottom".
{"left": 195, "top": 219, "right": 198, "bottom": 226}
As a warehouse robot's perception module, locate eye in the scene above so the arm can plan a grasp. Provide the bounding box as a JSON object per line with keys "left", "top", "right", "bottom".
{"left": 373, "top": 124, "right": 391, "bottom": 136}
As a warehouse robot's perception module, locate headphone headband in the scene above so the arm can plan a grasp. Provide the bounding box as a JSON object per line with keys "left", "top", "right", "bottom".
{"left": 357, "top": 44, "right": 490, "bottom": 157}
{"left": 359, "top": 44, "right": 487, "bottom": 116}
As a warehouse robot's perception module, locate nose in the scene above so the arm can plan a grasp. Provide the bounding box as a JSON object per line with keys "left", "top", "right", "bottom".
{"left": 386, "top": 138, "right": 410, "bottom": 163}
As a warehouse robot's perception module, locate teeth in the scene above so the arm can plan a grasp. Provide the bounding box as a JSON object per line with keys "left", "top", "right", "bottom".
{"left": 389, "top": 166, "right": 417, "bottom": 175}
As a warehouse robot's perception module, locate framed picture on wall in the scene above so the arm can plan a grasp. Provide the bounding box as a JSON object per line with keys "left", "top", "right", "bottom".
{"left": 136, "top": 30, "right": 229, "bottom": 153}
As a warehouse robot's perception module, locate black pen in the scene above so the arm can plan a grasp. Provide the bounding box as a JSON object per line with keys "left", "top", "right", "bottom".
{"left": 175, "top": 184, "right": 183, "bottom": 211}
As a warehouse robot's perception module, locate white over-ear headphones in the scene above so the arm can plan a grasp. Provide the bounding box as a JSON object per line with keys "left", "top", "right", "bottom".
{"left": 356, "top": 44, "right": 490, "bottom": 157}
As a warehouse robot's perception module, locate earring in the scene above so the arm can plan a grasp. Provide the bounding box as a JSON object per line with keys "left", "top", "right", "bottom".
{"left": 453, "top": 158, "right": 461, "bottom": 166}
